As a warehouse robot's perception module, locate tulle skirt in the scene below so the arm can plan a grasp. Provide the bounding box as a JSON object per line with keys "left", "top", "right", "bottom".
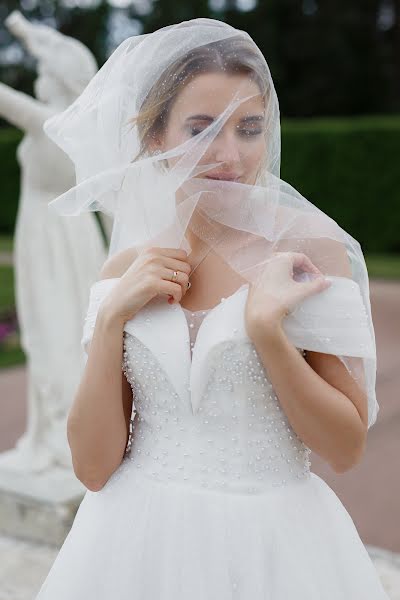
{"left": 34, "top": 461, "right": 389, "bottom": 599}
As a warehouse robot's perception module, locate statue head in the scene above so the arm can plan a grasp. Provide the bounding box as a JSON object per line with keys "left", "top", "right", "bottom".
{"left": 6, "top": 11, "right": 98, "bottom": 106}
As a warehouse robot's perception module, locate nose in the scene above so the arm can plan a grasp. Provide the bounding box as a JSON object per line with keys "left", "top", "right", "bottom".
{"left": 213, "top": 131, "right": 241, "bottom": 164}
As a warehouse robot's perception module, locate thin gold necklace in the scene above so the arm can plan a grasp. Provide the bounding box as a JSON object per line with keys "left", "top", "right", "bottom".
{"left": 186, "top": 242, "right": 215, "bottom": 289}
{"left": 186, "top": 220, "right": 232, "bottom": 289}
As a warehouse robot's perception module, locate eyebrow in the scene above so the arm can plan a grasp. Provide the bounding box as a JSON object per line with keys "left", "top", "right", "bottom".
{"left": 185, "top": 114, "right": 264, "bottom": 123}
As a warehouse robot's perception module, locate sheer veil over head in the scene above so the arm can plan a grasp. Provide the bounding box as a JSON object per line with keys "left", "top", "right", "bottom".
{"left": 44, "top": 18, "right": 378, "bottom": 428}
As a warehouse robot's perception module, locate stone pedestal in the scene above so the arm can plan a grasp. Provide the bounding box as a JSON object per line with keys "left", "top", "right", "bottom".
{"left": 0, "top": 467, "right": 85, "bottom": 547}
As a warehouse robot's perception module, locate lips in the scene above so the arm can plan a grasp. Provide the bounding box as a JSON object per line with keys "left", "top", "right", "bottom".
{"left": 205, "top": 173, "right": 241, "bottom": 181}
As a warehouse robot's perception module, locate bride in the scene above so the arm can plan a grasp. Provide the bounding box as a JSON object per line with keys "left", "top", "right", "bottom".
{"left": 35, "top": 18, "right": 388, "bottom": 599}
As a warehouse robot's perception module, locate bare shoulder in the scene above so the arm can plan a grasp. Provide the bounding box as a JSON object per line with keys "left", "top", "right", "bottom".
{"left": 99, "top": 247, "right": 139, "bottom": 280}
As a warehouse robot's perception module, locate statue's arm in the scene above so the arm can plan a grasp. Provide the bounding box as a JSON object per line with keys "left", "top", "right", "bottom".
{"left": 0, "top": 82, "right": 52, "bottom": 133}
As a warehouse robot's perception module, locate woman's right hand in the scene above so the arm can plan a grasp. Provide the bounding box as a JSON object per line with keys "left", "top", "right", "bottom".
{"left": 101, "top": 247, "right": 192, "bottom": 323}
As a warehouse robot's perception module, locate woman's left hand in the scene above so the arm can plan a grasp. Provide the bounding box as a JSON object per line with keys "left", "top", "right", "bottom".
{"left": 245, "top": 251, "right": 332, "bottom": 341}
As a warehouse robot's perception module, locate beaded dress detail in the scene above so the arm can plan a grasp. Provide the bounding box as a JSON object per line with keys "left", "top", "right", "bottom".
{"left": 34, "top": 278, "right": 389, "bottom": 600}
{"left": 182, "top": 306, "right": 211, "bottom": 358}
{"left": 120, "top": 296, "right": 312, "bottom": 494}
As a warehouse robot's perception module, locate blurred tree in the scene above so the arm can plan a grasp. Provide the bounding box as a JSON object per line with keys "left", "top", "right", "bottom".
{"left": 241, "top": 0, "right": 385, "bottom": 116}
{"left": 142, "top": 0, "right": 209, "bottom": 31}
{"left": 377, "top": 0, "right": 400, "bottom": 111}
{"left": 57, "top": 1, "right": 112, "bottom": 64}
{"left": 0, "top": 0, "right": 399, "bottom": 119}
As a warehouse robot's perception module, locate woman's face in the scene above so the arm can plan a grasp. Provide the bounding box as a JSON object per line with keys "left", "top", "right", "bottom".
{"left": 157, "top": 72, "right": 266, "bottom": 185}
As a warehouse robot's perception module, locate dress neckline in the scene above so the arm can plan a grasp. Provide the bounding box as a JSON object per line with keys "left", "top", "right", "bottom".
{"left": 181, "top": 306, "right": 211, "bottom": 315}
{"left": 179, "top": 285, "right": 249, "bottom": 315}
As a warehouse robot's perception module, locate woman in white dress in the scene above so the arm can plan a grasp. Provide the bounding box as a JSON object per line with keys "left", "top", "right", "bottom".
{"left": 35, "top": 18, "right": 389, "bottom": 599}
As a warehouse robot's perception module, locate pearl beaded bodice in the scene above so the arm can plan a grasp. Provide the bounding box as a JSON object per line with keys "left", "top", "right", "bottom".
{"left": 118, "top": 288, "right": 311, "bottom": 495}
{"left": 122, "top": 327, "right": 311, "bottom": 495}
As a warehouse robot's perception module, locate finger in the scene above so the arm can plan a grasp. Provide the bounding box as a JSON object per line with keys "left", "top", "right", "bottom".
{"left": 161, "top": 267, "right": 190, "bottom": 288}
{"left": 292, "top": 252, "right": 323, "bottom": 275}
{"left": 161, "top": 256, "right": 192, "bottom": 275}
{"left": 292, "top": 276, "right": 332, "bottom": 307}
{"left": 157, "top": 279, "right": 183, "bottom": 303}
{"left": 161, "top": 267, "right": 189, "bottom": 298}
{"left": 151, "top": 247, "right": 188, "bottom": 260}
{"left": 305, "top": 275, "right": 332, "bottom": 294}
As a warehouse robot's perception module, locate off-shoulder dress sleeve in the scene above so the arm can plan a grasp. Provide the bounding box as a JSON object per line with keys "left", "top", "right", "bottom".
{"left": 281, "top": 275, "right": 378, "bottom": 429}
{"left": 81, "top": 278, "right": 121, "bottom": 355}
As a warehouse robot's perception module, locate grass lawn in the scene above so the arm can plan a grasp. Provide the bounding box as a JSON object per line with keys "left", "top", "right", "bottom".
{"left": 0, "top": 245, "right": 399, "bottom": 370}
{"left": 0, "top": 235, "right": 13, "bottom": 253}
{"left": 0, "top": 264, "right": 14, "bottom": 312}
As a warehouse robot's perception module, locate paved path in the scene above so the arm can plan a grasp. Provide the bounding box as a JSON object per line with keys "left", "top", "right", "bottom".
{"left": 310, "top": 279, "right": 400, "bottom": 552}
{"left": 0, "top": 278, "right": 399, "bottom": 554}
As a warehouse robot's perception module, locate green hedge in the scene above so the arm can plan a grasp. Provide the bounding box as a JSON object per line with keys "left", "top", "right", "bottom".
{"left": 0, "top": 128, "right": 22, "bottom": 235}
{"left": 281, "top": 115, "right": 400, "bottom": 253}
{"left": 1, "top": 116, "right": 399, "bottom": 252}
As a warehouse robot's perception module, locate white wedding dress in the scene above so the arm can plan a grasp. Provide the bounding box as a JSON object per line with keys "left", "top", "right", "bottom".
{"left": 34, "top": 277, "right": 389, "bottom": 599}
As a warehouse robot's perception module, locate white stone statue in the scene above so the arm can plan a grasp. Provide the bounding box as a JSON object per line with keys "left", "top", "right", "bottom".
{"left": 0, "top": 12, "right": 108, "bottom": 474}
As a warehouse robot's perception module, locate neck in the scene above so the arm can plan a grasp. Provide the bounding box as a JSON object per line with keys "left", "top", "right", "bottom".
{"left": 185, "top": 228, "right": 204, "bottom": 258}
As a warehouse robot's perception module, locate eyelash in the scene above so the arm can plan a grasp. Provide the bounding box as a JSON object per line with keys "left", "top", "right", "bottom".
{"left": 189, "top": 127, "right": 262, "bottom": 138}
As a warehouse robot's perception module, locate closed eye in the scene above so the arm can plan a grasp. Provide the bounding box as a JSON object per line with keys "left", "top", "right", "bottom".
{"left": 189, "top": 125, "right": 207, "bottom": 137}
{"left": 185, "top": 114, "right": 264, "bottom": 139}
{"left": 188, "top": 126, "right": 263, "bottom": 139}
